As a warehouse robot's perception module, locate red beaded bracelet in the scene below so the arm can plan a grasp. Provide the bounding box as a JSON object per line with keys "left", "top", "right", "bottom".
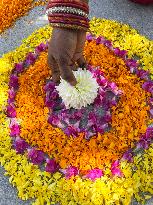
{"left": 48, "top": 19, "right": 89, "bottom": 28}
{"left": 48, "top": 16, "right": 89, "bottom": 26}
{"left": 48, "top": 13, "right": 89, "bottom": 21}
{"left": 47, "top": 2, "right": 89, "bottom": 13}
{"left": 48, "top": 0, "right": 89, "bottom": 9}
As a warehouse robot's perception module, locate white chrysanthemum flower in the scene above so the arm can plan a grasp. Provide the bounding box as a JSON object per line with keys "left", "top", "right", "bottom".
{"left": 56, "top": 69, "right": 99, "bottom": 109}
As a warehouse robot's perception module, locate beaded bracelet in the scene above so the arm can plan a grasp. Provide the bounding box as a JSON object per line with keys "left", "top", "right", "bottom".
{"left": 46, "top": 0, "right": 89, "bottom": 31}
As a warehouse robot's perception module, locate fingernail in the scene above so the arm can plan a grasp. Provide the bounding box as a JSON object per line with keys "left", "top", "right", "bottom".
{"left": 69, "top": 80, "right": 77, "bottom": 86}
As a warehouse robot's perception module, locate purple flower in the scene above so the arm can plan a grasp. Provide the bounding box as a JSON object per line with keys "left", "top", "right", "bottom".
{"left": 48, "top": 115, "right": 60, "bottom": 126}
{"left": 111, "top": 167, "right": 123, "bottom": 177}
{"left": 122, "top": 150, "right": 133, "bottom": 162}
{"left": 14, "top": 62, "right": 24, "bottom": 73}
{"left": 102, "top": 114, "right": 112, "bottom": 123}
{"left": 86, "top": 33, "right": 94, "bottom": 42}
{"left": 111, "top": 161, "right": 123, "bottom": 177}
{"left": 9, "top": 74, "right": 19, "bottom": 89}
{"left": 50, "top": 90, "right": 59, "bottom": 100}
{"left": 136, "top": 69, "right": 149, "bottom": 80}
{"left": 103, "top": 40, "right": 112, "bottom": 49}
{"left": 111, "top": 160, "right": 120, "bottom": 168}
{"left": 86, "top": 168, "right": 103, "bottom": 181}
{"left": 146, "top": 127, "right": 153, "bottom": 139}
{"left": 25, "top": 52, "right": 37, "bottom": 66}
{"left": 45, "top": 158, "right": 59, "bottom": 173}
{"left": 8, "top": 88, "right": 16, "bottom": 103}
{"left": 97, "top": 76, "right": 108, "bottom": 87}
{"left": 137, "top": 139, "right": 150, "bottom": 150}
{"left": 142, "top": 81, "right": 153, "bottom": 94}
{"left": 6, "top": 104, "right": 16, "bottom": 118}
{"left": 27, "top": 148, "right": 44, "bottom": 165}
{"left": 126, "top": 59, "right": 139, "bottom": 69}
{"left": 69, "top": 111, "right": 82, "bottom": 120}
{"left": 35, "top": 43, "right": 47, "bottom": 53}
{"left": 10, "top": 123, "right": 20, "bottom": 137}
{"left": 114, "top": 47, "right": 127, "bottom": 58}
{"left": 44, "top": 81, "right": 55, "bottom": 92}
{"left": 13, "top": 137, "right": 28, "bottom": 154}
{"left": 64, "top": 126, "right": 78, "bottom": 137}
{"left": 149, "top": 109, "right": 153, "bottom": 117}
{"left": 96, "top": 36, "right": 105, "bottom": 45}
{"left": 65, "top": 166, "right": 79, "bottom": 179}
{"left": 45, "top": 97, "right": 55, "bottom": 108}
{"left": 88, "top": 112, "right": 97, "bottom": 124}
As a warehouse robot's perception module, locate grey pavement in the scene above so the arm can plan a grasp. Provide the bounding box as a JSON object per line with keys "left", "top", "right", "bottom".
{"left": 0, "top": 0, "right": 153, "bottom": 204}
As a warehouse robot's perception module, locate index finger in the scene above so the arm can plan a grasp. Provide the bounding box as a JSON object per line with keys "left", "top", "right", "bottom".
{"left": 57, "top": 57, "right": 77, "bottom": 86}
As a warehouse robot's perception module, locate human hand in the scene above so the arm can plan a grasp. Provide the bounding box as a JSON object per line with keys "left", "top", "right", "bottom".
{"left": 48, "top": 27, "right": 87, "bottom": 86}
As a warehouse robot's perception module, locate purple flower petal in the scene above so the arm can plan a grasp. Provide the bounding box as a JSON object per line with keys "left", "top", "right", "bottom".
{"left": 35, "top": 43, "right": 47, "bottom": 53}
{"left": 45, "top": 158, "right": 59, "bottom": 173}
{"left": 8, "top": 88, "right": 16, "bottom": 103}
{"left": 14, "top": 62, "right": 24, "bottom": 73}
{"left": 86, "top": 168, "right": 103, "bottom": 181}
{"left": 96, "top": 36, "right": 105, "bottom": 45}
{"left": 86, "top": 33, "right": 94, "bottom": 42}
{"left": 114, "top": 47, "right": 127, "bottom": 57}
{"left": 44, "top": 81, "right": 55, "bottom": 92}
{"left": 25, "top": 52, "right": 37, "bottom": 66}
{"left": 111, "top": 167, "right": 123, "bottom": 177}
{"left": 13, "top": 137, "right": 28, "bottom": 154}
{"left": 126, "top": 59, "right": 139, "bottom": 69}
{"left": 64, "top": 126, "right": 78, "bottom": 137}
{"left": 27, "top": 148, "right": 44, "bottom": 165}
{"left": 6, "top": 104, "right": 16, "bottom": 118}
{"left": 122, "top": 150, "right": 133, "bottom": 162}
{"left": 136, "top": 69, "right": 149, "bottom": 80}
{"left": 9, "top": 75, "right": 19, "bottom": 89}
{"left": 48, "top": 115, "right": 60, "bottom": 126}
{"left": 65, "top": 166, "right": 79, "bottom": 179}
{"left": 111, "top": 160, "right": 120, "bottom": 168}
{"left": 10, "top": 123, "right": 20, "bottom": 137}
{"left": 103, "top": 40, "right": 112, "bottom": 49}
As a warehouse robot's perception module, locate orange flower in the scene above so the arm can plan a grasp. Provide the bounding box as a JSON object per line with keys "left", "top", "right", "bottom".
{"left": 0, "top": 0, "right": 48, "bottom": 33}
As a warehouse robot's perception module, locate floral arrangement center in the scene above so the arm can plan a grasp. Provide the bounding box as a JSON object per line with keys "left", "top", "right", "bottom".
{"left": 56, "top": 68, "right": 99, "bottom": 109}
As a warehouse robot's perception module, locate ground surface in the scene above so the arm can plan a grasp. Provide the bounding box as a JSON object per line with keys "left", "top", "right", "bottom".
{"left": 0, "top": 0, "right": 153, "bottom": 204}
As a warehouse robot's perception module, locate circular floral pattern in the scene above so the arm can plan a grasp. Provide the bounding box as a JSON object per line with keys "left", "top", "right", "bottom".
{"left": 0, "top": 18, "right": 153, "bottom": 205}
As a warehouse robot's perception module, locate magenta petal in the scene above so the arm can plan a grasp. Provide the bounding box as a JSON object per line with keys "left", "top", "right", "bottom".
{"left": 65, "top": 166, "right": 79, "bottom": 179}
{"left": 10, "top": 124, "right": 20, "bottom": 137}
{"left": 25, "top": 52, "right": 37, "bottom": 65}
{"left": 9, "top": 75, "right": 19, "bottom": 89}
{"left": 48, "top": 115, "right": 60, "bottom": 126}
{"left": 8, "top": 88, "right": 16, "bottom": 102}
{"left": 122, "top": 151, "right": 133, "bottom": 162}
{"left": 45, "top": 159, "right": 59, "bottom": 173}
{"left": 27, "top": 148, "right": 44, "bottom": 165}
{"left": 96, "top": 36, "right": 105, "bottom": 45}
{"left": 86, "top": 168, "right": 103, "bottom": 181}
{"left": 111, "top": 160, "right": 120, "bottom": 168}
{"left": 6, "top": 104, "right": 16, "bottom": 118}
{"left": 35, "top": 43, "right": 47, "bottom": 53}
{"left": 15, "top": 62, "right": 24, "bottom": 73}
{"left": 86, "top": 33, "right": 93, "bottom": 42}
{"left": 111, "top": 167, "right": 123, "bottom": 177}
{"left": 13, "top": 137, "right": 28, "bottom": 154}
